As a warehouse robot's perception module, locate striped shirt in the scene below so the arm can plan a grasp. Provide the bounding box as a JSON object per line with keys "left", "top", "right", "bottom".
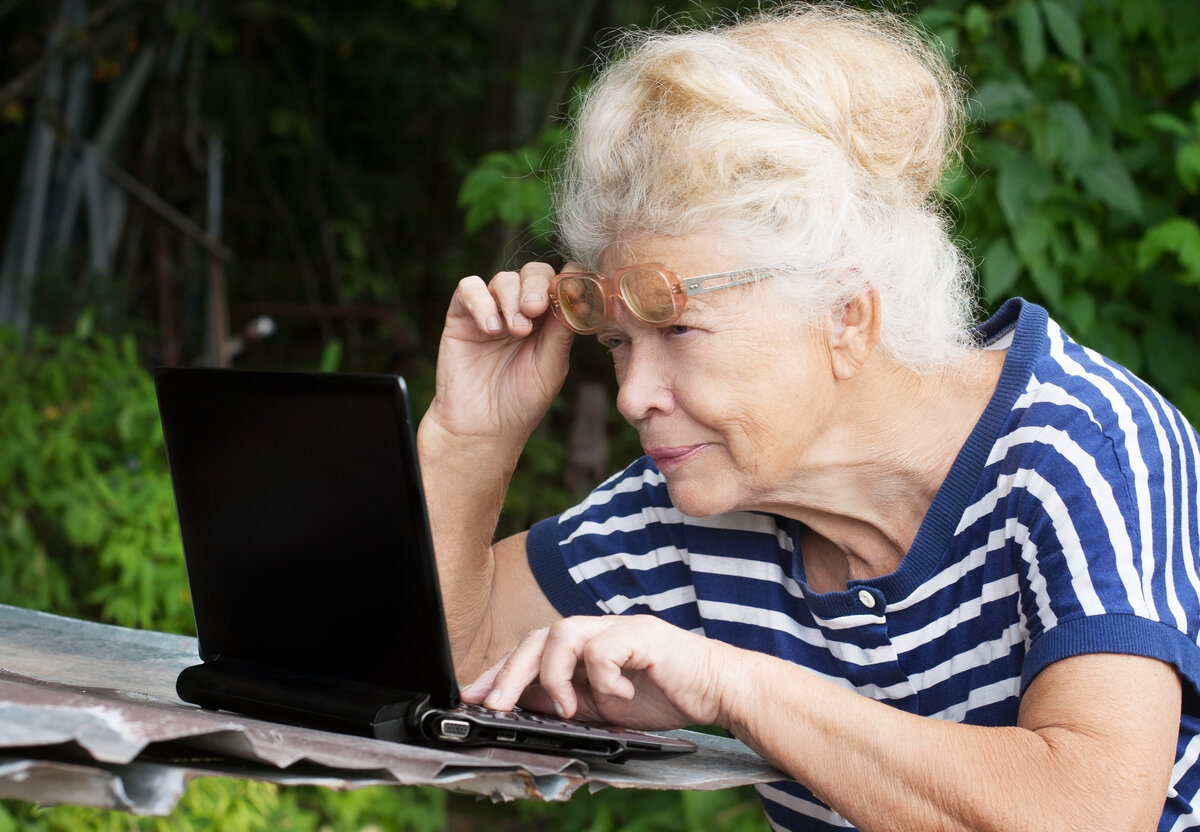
{"left": 527, "top": 298, "right": 1200, "bottom": 831}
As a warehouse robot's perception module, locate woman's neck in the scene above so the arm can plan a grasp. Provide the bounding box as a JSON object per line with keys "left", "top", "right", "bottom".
{"left": 775, "top": 348, "right": 1007, "bottom": 593}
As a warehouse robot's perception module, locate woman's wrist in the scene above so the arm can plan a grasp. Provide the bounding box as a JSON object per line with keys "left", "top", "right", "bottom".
{"left": 710, "top": 641, "right": 761, "bottom": 738}
{"left": 417, "top": 406, "right": 527, "bottom": 475}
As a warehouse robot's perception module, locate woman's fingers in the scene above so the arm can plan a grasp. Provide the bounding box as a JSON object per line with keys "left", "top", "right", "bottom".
{"left": 579, "top": 627, "right": 640, "bottom": 702}
{"left": 488, "top": 270, "right": 531, "bottom": 334}
{"left": 461, "top": 615, "right": 720, "bottom": 729}
{"left": 474, "top": 626, "right": 553, "bottom": 711}
{"left": 447, "top": 274, "right": 499, "bottom": 335}
{"left": 538, "top": 617, "right": 621, "bottom": 717}
{"left": 464, "top": 618, "right": 604, "bottom": 717}
{"left": 458, "top": 656, "right": 505, "bottom": 704}
{"left": 500, "top": 262, "right": 557, "bottom": 332}
{"left": 446, "top": 262, "right": 556, "bottom": 339}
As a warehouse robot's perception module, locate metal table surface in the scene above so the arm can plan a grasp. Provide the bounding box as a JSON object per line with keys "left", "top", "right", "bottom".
{"left": 0, "top": 604, "right": 781, "bottom": 815}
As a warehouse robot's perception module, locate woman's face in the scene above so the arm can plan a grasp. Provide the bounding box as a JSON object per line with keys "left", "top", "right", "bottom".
{"left": 596, "top": 237, "right": 840, "bottom": 517}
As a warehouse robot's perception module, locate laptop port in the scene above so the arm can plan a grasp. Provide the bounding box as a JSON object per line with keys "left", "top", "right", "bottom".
{"left": 496, "top": 730, "right": 518, "bottom": 742}
{"left": 438, "top": 719, "right": 471, "bottom": 740}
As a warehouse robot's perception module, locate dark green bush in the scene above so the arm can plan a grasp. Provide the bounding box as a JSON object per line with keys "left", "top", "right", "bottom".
{"left": 0, "top": 318, "right": 190, "bottom": 633}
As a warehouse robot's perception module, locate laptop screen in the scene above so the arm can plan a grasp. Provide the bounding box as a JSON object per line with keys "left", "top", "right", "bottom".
{"left": 156, "top": 368, "right": 458, "bottom": 709}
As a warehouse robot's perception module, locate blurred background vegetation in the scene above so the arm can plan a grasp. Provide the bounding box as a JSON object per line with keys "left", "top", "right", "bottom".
{"left": 0, "top": 0, "right": 1196, "bottom": 828}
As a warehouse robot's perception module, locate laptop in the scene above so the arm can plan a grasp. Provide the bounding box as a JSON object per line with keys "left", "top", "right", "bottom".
{"left": 154, "top": 367, "right": 696, "bottom": 762}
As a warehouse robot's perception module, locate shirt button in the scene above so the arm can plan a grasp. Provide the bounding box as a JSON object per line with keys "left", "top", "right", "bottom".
{"left": 857, "top": 589, "right": 877, "bottom": 609}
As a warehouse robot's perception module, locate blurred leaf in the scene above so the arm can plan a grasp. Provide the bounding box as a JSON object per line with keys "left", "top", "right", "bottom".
{"left": 2, "top": 99, "right": 26, "bottom": 124}
{"left": 319, "top": 338, "right": 343, "bottom": 372}
{"left": 973, "top": 78, "right": 1035, "bottom": 122}
{"left": 74, "top": 308, "right": 95, "bottom": 340}
{"left": 1060, "top": 290, "right": 1096, "bottom": 337}
{"left": 1078, "top": 147, "right": 1143, "bottom": 217}
{"left": 1146, "top": 112, "right": 1192, "bottom": 138}
{"left": 981, "top": 235, "right": 1022, "bottom": 301}
{"left": 1143, "top": 322, "right": 1200, "bottom": 392}
{"left": 1137, "top": 218, "right": 1200, "bottom": 281}
{"left": 995, "top": 147, "right": 1055, "bottom": 229}
{"left": 1178, "top": 142, "right": 1200, "bottom": 192}
{"left": 63, "top": 502, "right": 106, "bottom": 548}
{"left": 169, "top": 6, "right": 201, "bottom": 33}
{"left": 207, "top": 26, "right": 237, "bottom": 54}
{"left": 1043, "top": 100, "right": 1091, "bottom": 172}
{"left": 1085, "top": 67, "right": 1122, "bottom": 122}
{"left": 1011, "top": 214, "right": 1063, "bottom": 305}
{"left": 963, "top": 4, "right": 992, "bottom": 41}
{"left": 1040, "top": 0, "right": 1084, "bottom": 61}
{"left": 1012, "top": 0, "right": 1046, "bottom": 76}
{"left": 457, "top": 127, "right": 565, "bottom": 243}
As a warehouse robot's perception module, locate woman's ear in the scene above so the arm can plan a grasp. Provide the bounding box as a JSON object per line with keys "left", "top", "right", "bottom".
{"left": 827, "top": 289, "right": 881, "bottom": 380}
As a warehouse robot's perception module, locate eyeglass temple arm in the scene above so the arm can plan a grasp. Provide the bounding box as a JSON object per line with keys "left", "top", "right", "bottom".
{"left": 682, "top": 268, "right": 771, "bottom": 296}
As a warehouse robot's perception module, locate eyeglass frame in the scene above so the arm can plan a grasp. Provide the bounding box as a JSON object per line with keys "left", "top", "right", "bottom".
{"left": 547, "top": 263, "right": 773, "bottom": 335}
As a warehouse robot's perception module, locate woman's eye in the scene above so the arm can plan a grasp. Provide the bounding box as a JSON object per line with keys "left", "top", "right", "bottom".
{"left": 667, "top": 324, "right": 691, "bottom": 336}
{"left": 598, "top": 334, "right": 626, "bottom": 351}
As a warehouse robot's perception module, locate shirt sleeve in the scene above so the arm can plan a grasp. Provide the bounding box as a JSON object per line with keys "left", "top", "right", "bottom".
{"left": 527, "top": 514, "right": 608, "bottom": 616}
{"left": 525, "top": 456, "right": 696, "bottom": 620}
{"left": 1008, "top": 344, "right": 1200, "bottom": 693}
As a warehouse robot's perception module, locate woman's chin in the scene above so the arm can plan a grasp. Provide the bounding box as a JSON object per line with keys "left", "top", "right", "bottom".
{"left": 662, "top": 479, "right": 738, "bottom": 518}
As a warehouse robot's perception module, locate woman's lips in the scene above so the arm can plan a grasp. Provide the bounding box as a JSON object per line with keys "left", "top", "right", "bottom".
{"left": 645, "top": 444, "right": 708, "bottom": 468}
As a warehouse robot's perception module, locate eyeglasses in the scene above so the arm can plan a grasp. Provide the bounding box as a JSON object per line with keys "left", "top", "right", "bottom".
{"left": 548, "top": 263, "right": 772, "bottom": 334}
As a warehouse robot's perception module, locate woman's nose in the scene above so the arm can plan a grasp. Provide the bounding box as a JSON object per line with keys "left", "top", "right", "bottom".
{"left": 615, "top": 343, "right": 674, "bottom": 423}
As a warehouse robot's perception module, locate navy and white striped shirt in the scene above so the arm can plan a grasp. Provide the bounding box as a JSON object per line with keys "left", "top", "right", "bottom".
{"left": 527, "top": 298, "right": 1200, "bottom": 831}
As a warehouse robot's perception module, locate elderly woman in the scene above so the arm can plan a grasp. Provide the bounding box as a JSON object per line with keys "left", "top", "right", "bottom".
{"left": 416, "top": 5, "right": 1200, "bottom": 831}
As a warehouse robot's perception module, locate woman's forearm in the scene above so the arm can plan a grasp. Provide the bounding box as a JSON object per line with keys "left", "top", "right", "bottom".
{"left": 416, "top": 414, "right": 520, "bottom": 674}
{"left": 718, "top": 649, "right": 1178, "bottom": 832}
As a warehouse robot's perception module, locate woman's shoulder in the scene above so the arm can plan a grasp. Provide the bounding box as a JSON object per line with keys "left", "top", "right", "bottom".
{"left": 966, "top": 304, "right": 1199, "bottom": 559}
{"left": 987, "top": 299, "right": 1194, "bottom": 451}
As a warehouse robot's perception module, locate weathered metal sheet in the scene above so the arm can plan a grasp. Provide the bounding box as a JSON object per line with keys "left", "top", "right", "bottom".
{"left": 0, "top": 605, "right": 782, "bottom": 814}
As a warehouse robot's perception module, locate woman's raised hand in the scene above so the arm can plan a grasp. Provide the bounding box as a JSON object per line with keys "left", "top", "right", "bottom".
{"left": 424, "top": 262, "right": 575, "bottom": 451}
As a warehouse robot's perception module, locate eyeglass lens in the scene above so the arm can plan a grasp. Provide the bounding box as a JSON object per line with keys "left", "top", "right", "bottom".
{"left": 619, "top": 269, "right": 677, "bottom": 324}
{"left": 555, "top": 269, "right": 680, "bottom": 332}
{"left": 556, "top": 275, "right": 607, "bottom": 331}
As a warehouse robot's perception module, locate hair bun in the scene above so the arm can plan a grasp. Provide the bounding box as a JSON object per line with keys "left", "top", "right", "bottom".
{"left": 728, "top": 6, "right": 964, "bottom": 203}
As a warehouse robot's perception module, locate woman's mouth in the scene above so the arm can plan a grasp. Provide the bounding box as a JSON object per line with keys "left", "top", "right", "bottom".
{"left": 645, "top": 444, "right": 709, "bottom": 469}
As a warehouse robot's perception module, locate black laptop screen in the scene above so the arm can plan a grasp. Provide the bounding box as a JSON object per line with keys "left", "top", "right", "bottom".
{"left": 155, "top": 369, "right": 457, "bottom": 708}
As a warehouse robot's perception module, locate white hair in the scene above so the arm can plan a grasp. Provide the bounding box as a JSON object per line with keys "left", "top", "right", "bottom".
{"left": 554, "top": 2, "right": 980, "bottom": 370}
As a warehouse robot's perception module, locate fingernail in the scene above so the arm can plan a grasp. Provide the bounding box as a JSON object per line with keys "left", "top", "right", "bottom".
{"left": 552, "top": 700, "right": 564, "bottom": 718}
{"left": 511, "top": 313, "right": 530, "bottom": 328}
{"left": 522, "top": 292, "right": 542, "bottom": 304}
{"left": 485, "top": 315, "right": 502, "bottom": 333}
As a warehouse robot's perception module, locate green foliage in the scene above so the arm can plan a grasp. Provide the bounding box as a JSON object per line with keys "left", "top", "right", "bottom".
{"left": 927, "top": 0, "right": 1200, "bottom": 422}
{"left": 449, "top": 786, "right": 768, "bottom": 832}
{"left": 0, "top": 779, "right": 449, "bottom": 831}
{"left": 318, "top": 337, "right": 345, "bottom": 372}
{"left": 0, "top": 318, "right": 190, "bottom": 633}
{"left": 458, "top": 126, "right": 568, "bottom": 244}
{"left": 1, "top": 779, "right": 768, "bottom": 832}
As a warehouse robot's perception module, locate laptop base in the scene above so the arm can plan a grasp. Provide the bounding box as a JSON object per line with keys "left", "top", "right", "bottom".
{"left": 177, "top": 659, "right": 424, "bottom": 742}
